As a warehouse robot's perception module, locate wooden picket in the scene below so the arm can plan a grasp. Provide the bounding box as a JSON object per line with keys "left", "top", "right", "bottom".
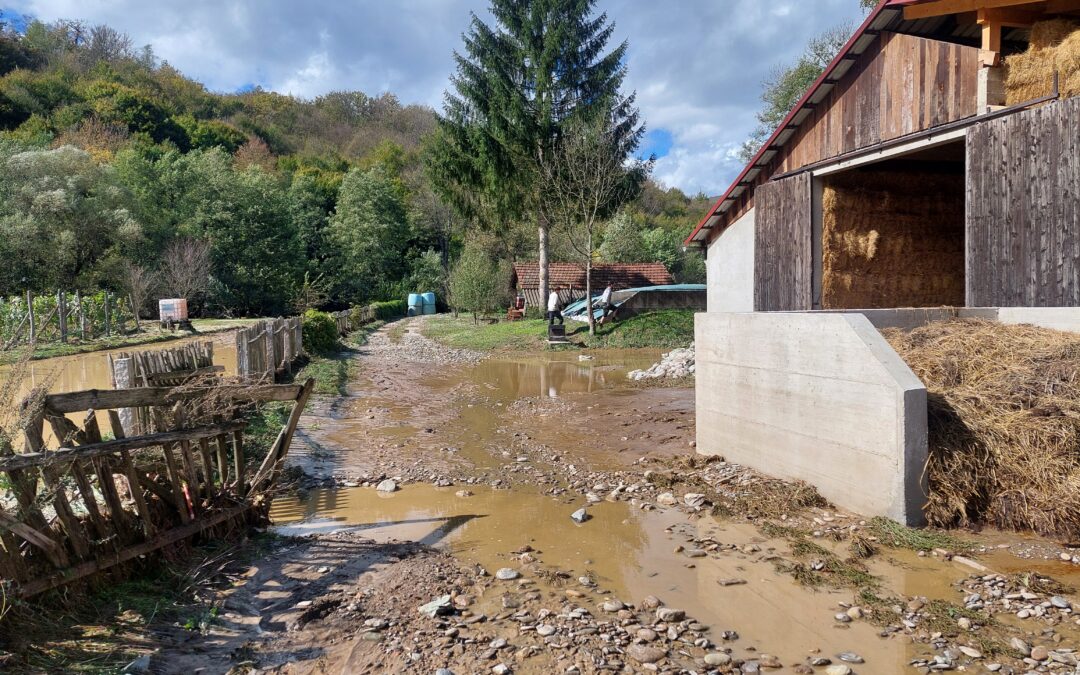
{"left": 235, "top": 317, "right": 303, "bottom": 383}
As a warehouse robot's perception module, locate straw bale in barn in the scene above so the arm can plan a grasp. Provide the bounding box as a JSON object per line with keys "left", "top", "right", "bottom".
{"left": 822, "top": 169, "right": 964, "bottom": 309}
{"left": 1005, "top": 19, "right": 1080, "bottom": 104}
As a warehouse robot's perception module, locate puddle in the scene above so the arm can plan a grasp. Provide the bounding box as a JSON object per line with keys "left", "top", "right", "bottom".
{"left": 272, "top": 484, "right": 937, "bottom": 671}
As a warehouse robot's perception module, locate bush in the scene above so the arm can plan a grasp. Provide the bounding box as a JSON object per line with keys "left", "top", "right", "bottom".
{"left": 370, "top": 300, "right": 406, "bottom": 321}
{"left": 302, "top": 309, "right": 338, "bottom": 355}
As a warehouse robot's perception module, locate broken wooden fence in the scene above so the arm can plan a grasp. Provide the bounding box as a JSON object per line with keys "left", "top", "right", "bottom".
{"left": 0, "top": 378, "right": 314, "bottom": 597}
{"left": 235, "top": 317, "right": 303, "bottom": 383}
{"left": 109, "top": 341, "right": 224, "bottom": 435}
{"left": 331, "top": 306, "right": 377, "bottom": 336}
{"left": 1, "top": 289, "right": 133, "bottom": 350}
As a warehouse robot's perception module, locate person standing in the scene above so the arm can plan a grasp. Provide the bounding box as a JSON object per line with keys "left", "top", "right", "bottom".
{"left": 547, "top": 287, "right": 563, "bottom": 325}
{"left": 597, "top": 285, "right": 615, "bottom": 325}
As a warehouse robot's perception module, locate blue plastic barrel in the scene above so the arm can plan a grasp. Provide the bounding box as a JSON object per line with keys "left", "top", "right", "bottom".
{"left": 421, "top": 292, "right": 437, "bottom": 315}
{"left": 408, "top": 293, "right": 422, "bottom": 316}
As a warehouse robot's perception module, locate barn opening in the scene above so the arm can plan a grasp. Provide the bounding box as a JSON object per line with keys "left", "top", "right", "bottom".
{"left": 816, "top": 140, "right": 966, "bottom": 310}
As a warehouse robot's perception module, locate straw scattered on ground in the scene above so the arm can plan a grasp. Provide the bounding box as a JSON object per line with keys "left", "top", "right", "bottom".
{"left": 884, "top": 319, "right": 1080, "bottom": 540}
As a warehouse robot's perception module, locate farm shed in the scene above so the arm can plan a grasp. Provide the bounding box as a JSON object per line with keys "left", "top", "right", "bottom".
{"left": 510, "top": 262, "right": 673, "bottom": 308}
{"left": 688, "top": 0, "right": 1080, "bottom": 525}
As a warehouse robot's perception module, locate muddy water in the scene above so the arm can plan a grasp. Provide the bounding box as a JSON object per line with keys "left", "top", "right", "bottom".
{"left": 272, "top": 484, "right": 933, "bottom": 671}
{"left": 3, "top": 331, "right": 238, "bottom": 398}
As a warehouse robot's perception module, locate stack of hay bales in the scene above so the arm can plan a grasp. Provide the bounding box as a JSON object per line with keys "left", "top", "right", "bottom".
{"left": 1005, "top": 19, "right": 1080, "bottom": 104}
{"left": 884, "top": 320, "right": 1080, "bottom": 540}
{"left": 822, "top": 170, "right": 964, "bottom": 309}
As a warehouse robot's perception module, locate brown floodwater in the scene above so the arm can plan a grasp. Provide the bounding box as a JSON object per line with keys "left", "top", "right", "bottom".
{"left": 271, "top": 484, "right": 943, "bottom": 671}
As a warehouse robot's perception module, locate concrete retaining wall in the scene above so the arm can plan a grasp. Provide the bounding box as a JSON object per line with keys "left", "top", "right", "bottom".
{"left": 707, "top": 208, "right": 755, "bottom": 313}
{"left": 815, "top": 307, "right": 1080, "bottom": 332}
{"left": 695, "top": 312, "right": 928, "bottom": 525}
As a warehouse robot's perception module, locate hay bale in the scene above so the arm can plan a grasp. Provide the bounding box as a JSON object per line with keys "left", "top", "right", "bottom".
{"left": 822, "top": 170, "right": 964, "bottom": 310}
{"left": 1006, "top": 20, "right": 1080, "bottom": 104}
{"left": 884, "top": 320, "right": 1080, "bottom": 540}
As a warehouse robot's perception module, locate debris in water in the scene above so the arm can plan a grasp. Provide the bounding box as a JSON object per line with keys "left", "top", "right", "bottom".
{"left": 570, "top": 507, "right": 590, "bottom": 523}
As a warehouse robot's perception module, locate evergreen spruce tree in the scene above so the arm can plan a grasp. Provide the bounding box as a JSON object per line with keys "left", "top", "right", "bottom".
{"left": 428, "top": 0, "right": 640, "bottom": 308}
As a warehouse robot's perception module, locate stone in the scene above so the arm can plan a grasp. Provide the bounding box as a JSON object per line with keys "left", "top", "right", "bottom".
{"left": 704, "top": 652, "right": 732, "bottom": 667}
{"left": 455, "top": 490, "right": 474, "bottom": 498}
{"left": 656, "top": 492, "right": 678, "bottom": 506}
{"left": 1031, "top": 645, "right": 1049, "bottom": 661}
{"left": 536, "top": 624, "right": 556, "bottom": 637}
{"left": 957, "top": 617, "right": 971, "bottom": 630}
{"left": 845, "top": 606, "right": 863, "bottom": 620}
{"left": 436, "top": 670, "right": 455, "bottom": 675}
{"left": 418, "top": 595, "right": 453, "bottom": 617}
{"left": 683, "top": 493, "right": 707, "bottom": 508}
{"left": 1051, "top": 595, "right": 1071, "bottom": 609}
{"left": 360, "top": 631, "right": 382, "bottom": 642}
{"left": 496, "top": 568, "right": 520, "bottom": 581}
{"left": 959, "top": 646, "right": 982, "bottom": 659}
{"left": 636, "top": 628, "right": 658, "bottom": 642}
{"left": 570, "top": 508, "right": 590, "bottom": 523}
{"left": 1009, "top": 637, "right": 1030, "bottom": 655}
{"left": 641, "top": 595, "right": 662, "bottom": 609}
{"left": 601, "top": 600, "right": 625, "bottom": 612}
{"left": 627, "top": 644, "right": 667, "bottom": 664}
{"left": 834, "top": 613, "right": 851, "bottom": 623}
{"left": 375, "top": 479, "right": 398, "bottom": 492}
{"left": 824, "top": 667, "right": 852, "bottom": 675}
{"left": 656, "top": 608, "right": 685, "bottom": 622}
{"left": 836, "top": 652, "right": 863, "bottom": 664}
{"left": 492, "top": 664, "right": 511, "bottom": 675}
{"left": 759, "top": 654, "right": 782, "bottom": 668}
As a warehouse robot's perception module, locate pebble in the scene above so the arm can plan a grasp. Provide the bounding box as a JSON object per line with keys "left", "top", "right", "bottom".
{"left": 683, "top": 493, "right": 707, "bottom": 508}
{"left": 492, "top": 664, "right": 511, "bottom": 675}
{"left": 704, "top": 652, "right": 732, "bottom": 666}
{"left": 1052, "top": 595, "right": 1071, "bottom": 609}
{"left": 824, "top": 667, "right": 852, "bottom": 675}
{"left": 1031, "top": 645, "right": 1049, "bottom": 661}
{"left": 536, "top": 624, "right": 556, "bottom": 637}
{"left": 636, "top": 628, "right": 658, "bottom": 642}
{"left": 656, "top": 492, "right": 678, "bottom": 506}
{"left": 627, "top": 644, "right": 667, "bottom": 664}
{"left": 495, "top": 568, "right": 520, "bottom": 581}
{"left": 957, "top": 617, "right": 971, "bottom": 630}
{"left": 436, "top": 670, "right": 455, "bottom": 675}
{"left": 570, "top": 508, "right": 590, "bottom": 523}
{"left": 656, "top": 608, "right": 685, "bottom": 622}
{"left": 375, "top": 479, "right": 398, "bottom": 492}
{"left": 836, "top": 652, "right": 864, "bottom": 664}
{"left": 455, "top": 490, "right": 473, "bottom": 498}
{"left": 959, "top": 646, "right": 982, "bottom": 659}
{"left": 601, "top": 600, "right": 625, "bottom": 612}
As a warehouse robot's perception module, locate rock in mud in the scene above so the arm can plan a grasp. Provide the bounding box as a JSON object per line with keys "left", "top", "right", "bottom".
{"left": 601, "top": 599, "right": 625, "bottom": 612}
{"left": 1031, "top": 645, "right": 1049, "bottom": 661}
{"left": 836, "top": 652, "right": 864, "bottom": 664}
{"left": 656, "top": 492, "right": 678, "bottom": 506}
{"left": 683, "top": 493, "right": 707, "bottom": 508}
{"left": 825, "top": 666, "right": 852, "bottom": 675}
{"left": 495, "top": 568, "right": 520, "bottom": 580}
{"left": 492, "top": 664, "right": 511, "bottom": 674}
{"left": 704, "top": 652, "right": 731, "bottom": 666}
{"left": 627, "top": 644, "right": 667, "bottom": 664}
{"left": 656, "top": 607, "right": 685, "bottom": 622}
{"left": 376, "top": 479, "right": 398, "bottom": 492}
{"left": 536, "top": 624, "right": 556, "bottom": 636}
{"left": 418, "top": 595, "right": 453, "bottom": 617}
{"left": 570, "top": 508, "right": 590, "bottom": 523}
{"left": 436, "top": 669, "right": 455, "bottom": 675}
{"left": 455, "top": 489, "right": 473, "bottom": 497}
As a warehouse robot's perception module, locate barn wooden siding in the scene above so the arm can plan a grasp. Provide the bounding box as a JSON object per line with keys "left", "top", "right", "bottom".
{"left": 754, "top": 173, "right": 813, "bottom": 311}
{"left": 780, "top": 32, "right": 980, "bottom": 173}
{"left": 966, "top": 96, "right": 1080, "bottom": 307}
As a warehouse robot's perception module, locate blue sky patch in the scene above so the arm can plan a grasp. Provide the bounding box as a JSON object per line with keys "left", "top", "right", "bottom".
{"left": 640, "top": 128, "right": 673, "bottom": 160}
{"left": 0, "top": 8, "right": 32, "bottom": 32}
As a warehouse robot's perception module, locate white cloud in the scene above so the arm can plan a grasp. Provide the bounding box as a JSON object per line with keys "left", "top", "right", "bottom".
{"left": 6, "top": 0, "right": 867, "bottom": 195}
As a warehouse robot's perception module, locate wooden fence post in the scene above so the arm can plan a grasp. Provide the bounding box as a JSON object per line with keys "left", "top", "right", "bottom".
{"left": 26, "top": 290, "right": 35, "bottom": 344}
{"left": 76, "top": 290, "right": 86, "bottom": 340}
{"left": 264, "top": 321, "right": 275, "bottom": 382}
{"left": 104, "top": 291, "right": 111, "bottom": 337}
{"left": 58, "top": 291, "right": 67, "bottom": 344}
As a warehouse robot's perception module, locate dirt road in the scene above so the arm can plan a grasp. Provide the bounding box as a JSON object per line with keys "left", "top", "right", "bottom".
{"left": 145, "top": 318, "right": 1080, "bottom": 675}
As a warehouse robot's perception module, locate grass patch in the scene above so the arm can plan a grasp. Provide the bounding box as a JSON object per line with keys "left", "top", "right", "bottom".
{"left": 868, "top": 517, "right": 971, "bottom": 553}
{"left": 761, "top": 521, "right": 879, "bottom": 590}
{"left": 295, "top": 355, "right": 349, "bottom": 396}
{"left": 581, "top": 310, "right": 695, "bottom": 349}
{"left": 421, "top": 315, "right": 550, "bottom": 351}
{"left": 421, "top": 310, "right": 696, "bottom": 352}
{"left": 350, "top": 321, "right": 385, "bottom": 347}
{"left": 386, "top": 321, "right": 409, "bottom": 344}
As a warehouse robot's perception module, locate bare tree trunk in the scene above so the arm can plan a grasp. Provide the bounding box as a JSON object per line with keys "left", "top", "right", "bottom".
{"left": 130, "top": 293, "right": 140, "bottom": 330}
{"left": 538, "top": 215, "right": 549, "bottom": 315}
{"left": 586, "top": 231, "right": 596, "bottom": 336}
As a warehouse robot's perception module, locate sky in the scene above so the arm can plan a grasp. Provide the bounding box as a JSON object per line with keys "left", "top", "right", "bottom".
{"left": 0, "top": 1, "right": 868, "bottom": 197}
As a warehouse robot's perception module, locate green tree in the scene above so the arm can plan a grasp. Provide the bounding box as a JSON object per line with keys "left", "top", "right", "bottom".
{"left": 429, "top": 0, "right": 639, "bottom": 310}
{"left": 599, "top": 211, "right": 647, "bottom": 263}
{"left": 448, "top": 240, "right": 510, "bottom": 322}
{"left": 0, "top": 144, "right": 142, "bottom": 293}
{"left": 327, "top": 165, "right": 409, "bottom": 303}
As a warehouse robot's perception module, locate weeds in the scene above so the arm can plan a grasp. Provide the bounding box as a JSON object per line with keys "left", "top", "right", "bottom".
{"left": 868, "top": 517, "right": 971, "bottom": 553}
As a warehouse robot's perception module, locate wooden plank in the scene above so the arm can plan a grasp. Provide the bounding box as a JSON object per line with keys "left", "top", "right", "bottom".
{"left": 70, "top": 460, "right": 110, "bottom": 541}
{"left": 41, "top": 467, "right": 90, "bottom": 560}
{"left": 179, "top": 440, "right": 200, "bottom": 517}
{"left": 250, "top": 379, "right": 315, "bottom": 492}
{"left": 16, "top": 504, "right": 252, "bottom": 598}
{"left": 754, "top": 173, "right": 814, "bottom": 311}
{"left": 0, "top": 506, "right": 68, "bottom": 568}
{"left": 0, "top": 421, "right": 248, "bottom": 472}
{"left": 198, "top": 438, "right": 215, "bottom": 499}
{"left": 904, "top": 0, "right": 1033, "bottom": 21}
{"left": 119, "top": 449, "right": 155, "bottom": 537}
{"left": 233, "top": 430, "right": 246, "bottom": 498}
{"left": 215, "top": 433, "right": 229, "bottom": 487}
{"left": 160, "top": 443, "right": 191, "bottom": 524}
{"left": 44, "top": 384, "right": 305, "bottom": 414}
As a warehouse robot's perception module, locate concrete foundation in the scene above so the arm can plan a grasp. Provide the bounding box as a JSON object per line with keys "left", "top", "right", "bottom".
{"left": 695, "top": 311, "right": 928, "bottom": 525}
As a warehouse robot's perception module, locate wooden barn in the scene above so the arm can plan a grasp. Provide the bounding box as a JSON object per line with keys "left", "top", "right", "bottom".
{"left": 510, "top": 262, "right": 673, "bottom": 308}
{"left": 687, "top": 0, "right": 1080, "bottom": 313}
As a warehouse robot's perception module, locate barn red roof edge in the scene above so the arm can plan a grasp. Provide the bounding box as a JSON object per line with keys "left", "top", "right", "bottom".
{"left": 684, "top": 0, "right": 916, "bottom": 247}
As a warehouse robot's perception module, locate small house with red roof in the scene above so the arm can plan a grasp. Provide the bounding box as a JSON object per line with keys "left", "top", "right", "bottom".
{"left": 510, "top": 262, "right": 674, "bottom": 308}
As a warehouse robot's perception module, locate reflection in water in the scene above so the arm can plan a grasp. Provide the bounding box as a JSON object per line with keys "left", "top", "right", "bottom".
{"left": 464, "top": 351, "right": 660, "bottom": 400}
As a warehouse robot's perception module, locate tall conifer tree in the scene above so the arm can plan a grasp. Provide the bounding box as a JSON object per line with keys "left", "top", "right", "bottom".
{"left": 428, "top": 0, "right": 640, "bottom": 307}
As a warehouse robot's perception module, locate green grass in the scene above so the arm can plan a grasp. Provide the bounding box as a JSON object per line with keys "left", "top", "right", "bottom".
{"left": 421, "top": 309, "right": 696, "bottom": 352}
{"left": 0, "top": 318, "right": 261, "bottom": 365}
{"left": 868, "top": 517, "right": 972, "bottom": 553}
{"left": 295, "top": 354, "right": 350, "bottom": 396}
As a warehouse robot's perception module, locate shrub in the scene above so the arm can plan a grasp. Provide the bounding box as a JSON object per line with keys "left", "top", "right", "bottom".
{"left": 302, "top": 309, "right": 338, "bottom": 355}
{"left": 370, "top": 300, "right": 406, "bottom": 321}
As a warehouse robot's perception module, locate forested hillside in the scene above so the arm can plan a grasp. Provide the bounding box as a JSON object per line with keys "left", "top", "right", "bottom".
{"left": 0, "top": 18, "right": 708, "bottom": 318}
